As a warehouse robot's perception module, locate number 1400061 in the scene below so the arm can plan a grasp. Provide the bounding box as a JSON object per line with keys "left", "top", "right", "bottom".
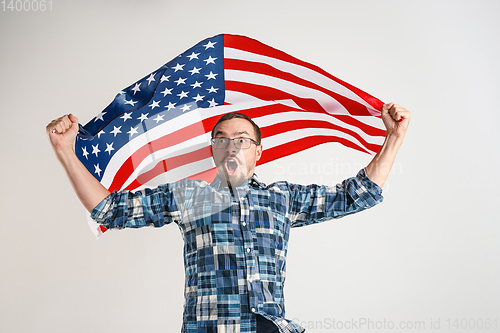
{"left": 2, "top": 0, "right": 52, "bottom": 11}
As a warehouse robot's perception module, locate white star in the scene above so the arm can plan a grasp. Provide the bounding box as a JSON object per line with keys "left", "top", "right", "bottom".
{"left": 128, "top": 126, "right": 139, "bottom": 137}
{"left": 177, "top": 91, "right": 189, "bottom": 99}
{"left": 187, "top": 52, "right": 200, "bottom": 60}
{"left": 193, "top": 94, "right": 205, "bottom": 102}
{"left": 203, "top": 41, "right": 217, "bottom": 49}
{"left": 138, "top": 113, "right": 149, "bottom": 122}
{"left": 120, "top": 112, "right": 133, "bottom": 121}
{"left": 153, "top": 114, "right": 165, "bottom": 123}
{"left": 165, "top": 101, "right": 176, "bottom": 110}
{"left": 131, "top": 83, "right": 141, "bottom": 95}
{"left": 204, "top": 56, "right": 217, "bottom": 65}
{"left": 110, "top": 126, "right": 122, "bottom": 137}
{"left": 205, "top": 71, "right": 218, "bottom": 80}
{"left": 172, "top": 63, "right": 185, "bottom": 72}
{"left": 124, "top": 99, "right": 137, "bottom": 106}
{"left": 94, "top": 164, "right": 102, "bottom": 177}
{"left": 160, "top": 75, "right": 170, "bottom": 83}
{"left": 190, "top": 81, "right": 202, "bottom": 89}
{"left": 97, "top": 130, "right": 105, "bottom": 138}
{"left": 105, "top": 142, "right": 115, "bottom": 155}
{"left": 82, "top": 146, "right": 89, "bottom": 159}
{"left": 160, "top": 87, "right": 173, "bottom": 96}
{"left": 149, "top": 100, "right": 160, "bottom": 109}
{"left": 92, "top": 144, "right": 100, "bottom": 157}
{"left": 208, "top": 98, "right": 218, "bottom": 107}
{"left": 175, "top": 77, "right": 187, "bottom": 85}
{"left": 207, "top": 86, "right": 219, "bottom": 93}
{"left": 94, "top": 111, "right": 106, "bottom": 122}
{"left": 181, "top": 104, "right": 192, "bottom": 112}
{"left": 146, "top": 73, "right": 156, "bottom": 85}
{"left": 189, "top": 67, "right": 201, "bottom": 75}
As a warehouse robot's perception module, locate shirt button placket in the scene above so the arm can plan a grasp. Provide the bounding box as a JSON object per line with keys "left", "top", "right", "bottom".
{"left": 240, "top": 195, "right": 259, "bottom": 314}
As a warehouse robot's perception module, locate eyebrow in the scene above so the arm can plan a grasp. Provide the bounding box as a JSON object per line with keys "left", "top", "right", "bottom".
{"left": 214, "top": 130, "right": 250, "bottom": 137}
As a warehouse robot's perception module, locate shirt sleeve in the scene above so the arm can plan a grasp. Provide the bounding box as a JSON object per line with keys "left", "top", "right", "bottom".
{"left": 287, "top": 168, "right": 383, "bottom": 228}
{"left": 90, "top": 183, "right": 183, "bottom": 230}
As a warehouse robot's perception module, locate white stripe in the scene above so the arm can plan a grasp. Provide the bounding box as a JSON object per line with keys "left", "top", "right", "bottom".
{"left": 224, "top": 90, "right": 267, "bottom": 105}
{"left": 136, "top": 157, "right": 215, "bottom": 191}
{"left": 225, "top": 90, "right": 304, "bottom": 111}
{"left": 225, "top": 47, "right": 380, "bottom": 116}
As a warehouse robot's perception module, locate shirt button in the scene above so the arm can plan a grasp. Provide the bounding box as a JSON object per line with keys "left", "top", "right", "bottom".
{"left": 242, "top": 222, "right": 246, "bottom": 227}
{"left": 246, "top": 248, "right": 251, "bottom": 253}
{"left": 251, "top": 308, "right": 256, "bottom": 312}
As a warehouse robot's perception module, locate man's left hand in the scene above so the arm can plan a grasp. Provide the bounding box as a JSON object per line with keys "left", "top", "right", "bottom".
{"left": 381, "top": 103, "right": 411, "bottom": 138}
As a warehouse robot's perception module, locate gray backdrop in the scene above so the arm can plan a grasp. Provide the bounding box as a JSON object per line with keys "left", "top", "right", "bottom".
{"left": 1, "top": 0, "right": 499, "bottom": 332}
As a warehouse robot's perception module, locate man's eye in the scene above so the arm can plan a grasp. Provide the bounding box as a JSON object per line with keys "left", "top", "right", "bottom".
{"left": 217, "top": 138, "right": 227, "bottom": 143}
{"left": 237, "top": 138, "right": 247, "bottom": 144}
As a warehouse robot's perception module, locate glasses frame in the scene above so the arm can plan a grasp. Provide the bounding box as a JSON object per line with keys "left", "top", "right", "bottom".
{"left": 211, "top": 137, "right": 258, "bottom": 149}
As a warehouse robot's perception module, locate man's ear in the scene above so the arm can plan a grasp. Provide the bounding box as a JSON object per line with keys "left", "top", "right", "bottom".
{"left": 210, "top": 145, "right": 213, "bottom": 157}
{"left": 255, "top": 144, "right": 263, "bottom": 162}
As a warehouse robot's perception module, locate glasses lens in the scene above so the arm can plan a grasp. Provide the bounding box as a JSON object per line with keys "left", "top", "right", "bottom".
{"left": 238, "top": 138, "right": 249, "bottom": 149}
{"left": 212, "top": 138, "right": 253, "bottom": 149}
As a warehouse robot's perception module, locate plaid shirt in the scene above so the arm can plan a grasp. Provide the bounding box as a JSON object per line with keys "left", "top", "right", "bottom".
{"left": 91, "top": 168, "right": 383, "bottom": 333}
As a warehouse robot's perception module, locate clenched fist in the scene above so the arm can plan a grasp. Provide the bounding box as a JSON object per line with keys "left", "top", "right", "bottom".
{"left": 46, "top": 114, "right": 79, "bottom": 152}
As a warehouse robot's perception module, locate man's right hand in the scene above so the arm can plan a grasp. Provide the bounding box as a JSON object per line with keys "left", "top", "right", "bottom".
{"left": 46, "top": 113, "right": 111, "bottom": 213}
{"left": 46, "top": 114, "right": 79, "bottom": 152}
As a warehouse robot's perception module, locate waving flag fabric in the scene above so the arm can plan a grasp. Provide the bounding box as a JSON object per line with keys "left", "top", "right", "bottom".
{"left": 75, "top": 34, "right": 386, "bottom": 237}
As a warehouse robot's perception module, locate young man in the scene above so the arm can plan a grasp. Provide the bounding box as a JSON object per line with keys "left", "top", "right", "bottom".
{"left": 46, "top": 103, "right": 410, "bottom": 333}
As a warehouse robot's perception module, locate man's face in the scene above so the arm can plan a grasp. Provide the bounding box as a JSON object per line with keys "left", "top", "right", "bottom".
{"left": 211, "top": 118, "right": 262, "bottom": 187}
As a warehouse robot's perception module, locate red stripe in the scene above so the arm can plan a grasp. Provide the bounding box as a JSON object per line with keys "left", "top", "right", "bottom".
{"left": 188, "top": 167, "right": 218, "bottom": 183}
{"left": 225, "top": 58, "right": 376, "bottom": 117}
{"left": 224, "top": 34, "right": 384, "bottom": 110}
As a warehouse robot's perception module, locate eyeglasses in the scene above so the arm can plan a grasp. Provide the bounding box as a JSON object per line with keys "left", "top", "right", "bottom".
{"left": 211, "top": 137, "right": 258, "bottom": 149}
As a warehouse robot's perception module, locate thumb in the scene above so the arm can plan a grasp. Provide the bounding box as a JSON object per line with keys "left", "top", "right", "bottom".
{"left": 68, "top": 113, "right": 79, "bottom": 126}
{"left": 381, "top": 102, "right": 393, "bottom": 115}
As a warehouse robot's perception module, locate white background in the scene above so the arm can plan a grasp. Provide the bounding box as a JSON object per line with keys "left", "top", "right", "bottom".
{"left": 1, "top": 1, "right": 499, "bottom": 332}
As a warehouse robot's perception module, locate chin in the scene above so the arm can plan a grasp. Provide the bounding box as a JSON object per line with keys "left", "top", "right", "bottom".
{"left": 227, "top": 174, "right": 246, "bottom": 187}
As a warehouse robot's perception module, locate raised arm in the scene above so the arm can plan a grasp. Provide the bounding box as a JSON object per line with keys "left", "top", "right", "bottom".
{"left": 365, "top": 103, "right": 411, "bottom": 188}
{"left": 46, "top": 114, "right": 110, "bottom": 213}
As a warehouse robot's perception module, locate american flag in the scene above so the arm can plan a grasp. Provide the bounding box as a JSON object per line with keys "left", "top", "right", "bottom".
{"left": 75, "top": 34, "right": 386, "bottom": 236}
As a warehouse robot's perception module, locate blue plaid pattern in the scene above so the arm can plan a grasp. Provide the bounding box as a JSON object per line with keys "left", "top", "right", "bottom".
{"left": 91, "top": 168, "right": 383, "bottom": 333}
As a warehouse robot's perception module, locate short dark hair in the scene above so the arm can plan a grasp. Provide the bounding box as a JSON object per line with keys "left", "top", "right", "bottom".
{"left": 211, "top": 112, "right": 262, "bottom": 145}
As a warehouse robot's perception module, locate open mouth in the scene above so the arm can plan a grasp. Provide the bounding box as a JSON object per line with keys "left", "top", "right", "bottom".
{"left": 225, "top": 158, "right": 238, "bottom": 176}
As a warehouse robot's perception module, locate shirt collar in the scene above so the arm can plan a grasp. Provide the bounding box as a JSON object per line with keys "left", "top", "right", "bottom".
{"left": 210, "top": 173, "right": 266, "bottom": 191}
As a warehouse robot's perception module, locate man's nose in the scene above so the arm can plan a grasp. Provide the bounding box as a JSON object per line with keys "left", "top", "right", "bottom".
{"left": 225, "top": 140, "right": 239, "bottom": 154}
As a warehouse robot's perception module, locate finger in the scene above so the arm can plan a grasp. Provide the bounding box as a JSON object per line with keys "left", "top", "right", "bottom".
{"left": 55, "top": 122, "right": 66, "bottom": 134}
{"left": 381, "top": 102, "right": 393, "bottom": 117}
{"left": 392, "top": 107, "right": 410, "bottom": 123}
{"left": 68, "top": 113, "right": 79, "bottom": 124}
{"left": 56, "top": 116, "right": 71, "bottom": 134}
{"left": 396, "top": 110, "right": 411, "bottom": 123}
{"left": 388, "top": 104, "right": 402, "bottom": 121}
